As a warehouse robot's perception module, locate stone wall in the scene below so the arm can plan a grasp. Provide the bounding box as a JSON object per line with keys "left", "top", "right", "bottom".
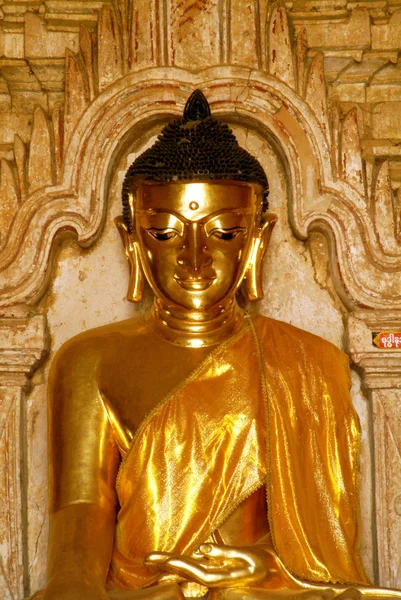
{"left": 0, "top": 2, "right": 400, "bottom": 598}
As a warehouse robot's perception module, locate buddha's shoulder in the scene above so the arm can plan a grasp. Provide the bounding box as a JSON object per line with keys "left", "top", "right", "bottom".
{"left": 253, "top": 314, "right": 349, "bottom": 365}
{"left": 52, "top": 316, "right": 148, "bottom": 364}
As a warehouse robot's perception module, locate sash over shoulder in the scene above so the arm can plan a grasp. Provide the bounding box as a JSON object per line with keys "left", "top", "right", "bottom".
{"left": 108, "top": 321, "right": 267, "bottom": 590}
{"left": 107, "top": 316, "right": 369, "bottom": 591}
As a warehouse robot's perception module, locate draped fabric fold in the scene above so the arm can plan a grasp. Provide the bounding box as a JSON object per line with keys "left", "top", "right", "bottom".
{"left": 107, "top": 316, "right": 368, "bottom": 591}
{"left": 253, "top": 318, "right": 368, "bottom": 586}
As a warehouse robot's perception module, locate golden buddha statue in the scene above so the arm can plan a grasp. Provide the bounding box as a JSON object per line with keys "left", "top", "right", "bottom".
{"left": 31, "top": 91, "right": 401, "bottom": 600}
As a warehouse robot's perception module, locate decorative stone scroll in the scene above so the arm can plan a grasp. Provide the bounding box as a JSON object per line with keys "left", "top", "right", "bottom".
{"left": 1, "top": 66, "right": 400, "bottom": 312}
{"left": 0, "top": 2, "right": 400, "bottom": 597}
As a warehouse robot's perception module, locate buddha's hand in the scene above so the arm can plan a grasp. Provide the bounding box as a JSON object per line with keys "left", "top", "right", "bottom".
{"left": 145, "top": 543, "right": 269, "bottom": 588}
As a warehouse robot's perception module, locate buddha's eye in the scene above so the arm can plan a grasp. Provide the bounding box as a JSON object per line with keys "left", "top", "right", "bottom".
{"left": 147, "top": 229, "right": 179, "bottom": 241}
{"left": 209, "top": 228, "right": 245, "bottom": 241}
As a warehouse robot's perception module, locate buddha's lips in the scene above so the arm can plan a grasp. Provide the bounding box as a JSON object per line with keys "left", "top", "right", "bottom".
{"left": 174, "top": 277, "right": 214, "bottom": 291}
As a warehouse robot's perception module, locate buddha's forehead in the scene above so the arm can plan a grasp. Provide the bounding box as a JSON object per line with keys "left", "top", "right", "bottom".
{"left": 136, "top": 181, "right": 258, "bottom": 221}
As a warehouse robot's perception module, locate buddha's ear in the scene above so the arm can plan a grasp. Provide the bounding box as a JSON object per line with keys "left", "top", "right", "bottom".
{"left": 244, "top": 213, "right": 277, "bottom": 302}
{"left": 115, "top": 216, "right": 145, "bottom": 303}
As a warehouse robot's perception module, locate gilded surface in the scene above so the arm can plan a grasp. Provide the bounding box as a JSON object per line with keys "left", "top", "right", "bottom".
{"left": 2, "top": 4, "right": 401, "bottom": 599}
{"left": 27, "top": 93, "right": 401, "bottom": 600}
{"left": 109, "top": 321, "right": 266, "bottom": 589}
{"left": 109, "top": 316, "right": 368, "bottom": 592}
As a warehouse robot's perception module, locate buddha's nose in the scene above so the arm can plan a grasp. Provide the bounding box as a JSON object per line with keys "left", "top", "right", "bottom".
{"left": 177, "top": 223, "right": 212, "bottom": 272}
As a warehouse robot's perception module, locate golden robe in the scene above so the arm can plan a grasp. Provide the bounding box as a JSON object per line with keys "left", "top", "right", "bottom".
{"left": 107, "top": 315, "right": 368, "bottom": 591}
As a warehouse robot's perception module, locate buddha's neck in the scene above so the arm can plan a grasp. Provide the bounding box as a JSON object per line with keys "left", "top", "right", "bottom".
{"left": 149, "top": 299, "right": 246, "bottom": 347}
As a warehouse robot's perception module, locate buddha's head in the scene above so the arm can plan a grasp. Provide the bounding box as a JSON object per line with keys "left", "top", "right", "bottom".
{"left": 117, "top": 90, "right": 276, "bottom": 314}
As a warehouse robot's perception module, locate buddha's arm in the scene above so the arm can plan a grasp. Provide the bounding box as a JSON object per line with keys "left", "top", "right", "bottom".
{"left": 45, "top": 505, "right": 116, "bottom": 598}
{"left": 45, "top": 338, "right": 120, "bottom": 598}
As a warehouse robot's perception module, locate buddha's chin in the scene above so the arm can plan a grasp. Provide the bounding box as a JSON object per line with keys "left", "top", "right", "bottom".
{"left": 152, "top": 280, "right": 243, "bottom": 316}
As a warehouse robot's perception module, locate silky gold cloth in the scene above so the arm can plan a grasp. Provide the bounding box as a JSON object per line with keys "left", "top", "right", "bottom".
{"left": 107, "top": 316, "right": 368, "bottom": 591}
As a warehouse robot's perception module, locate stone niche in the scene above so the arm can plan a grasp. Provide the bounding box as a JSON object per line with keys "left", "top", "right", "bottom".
{"left": 0, "top": 3, "right": 401, "bottom": 599}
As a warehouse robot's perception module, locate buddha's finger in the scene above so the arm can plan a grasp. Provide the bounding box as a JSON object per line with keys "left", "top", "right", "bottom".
{"left": 187, "top": 557, "right": 223, "bottom": 569}
{"left": 164, "top": 558, "right": 264, "bottom": 587}
{"left": 145, "top": 551, "right": 174, "bottom": 565}
{"left": 160, "top": 557, "right": 233, "bottom": 585}
{"left": 163, "top": 557, "right": 267, "bottom": 588}
{"left": 198, "top": 552, "right": 269, "bottom": 584}
{"left": 197, "top": 560, "right": 238, "bottom": 572}
{"left": 199, "top": 544, "right": 247, "bottom": 561}
{"left": 189, "top": 550, "right": 237, "bottom": 568}
{"left": 146, "top": 553, "right": 224, "bottom": 573}
{"left": 202, "top": 544, "right": 267, "bottom": 572}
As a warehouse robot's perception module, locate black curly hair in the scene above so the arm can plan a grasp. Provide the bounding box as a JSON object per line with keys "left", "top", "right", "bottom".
{"left": 122, "top": 90, "right": 269, "bottom": 232}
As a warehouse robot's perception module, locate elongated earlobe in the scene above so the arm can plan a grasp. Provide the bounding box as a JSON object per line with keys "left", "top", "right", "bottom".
{"left": 245, "top": 213, "right": 277, "bottom": 301}
{"left": 115, "top": 216, "right": 145, "bottom": 303}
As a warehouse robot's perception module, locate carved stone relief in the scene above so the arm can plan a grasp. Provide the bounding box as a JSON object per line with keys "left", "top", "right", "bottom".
{"left": 0, "top": 2, "right": 400, "bottom": 598}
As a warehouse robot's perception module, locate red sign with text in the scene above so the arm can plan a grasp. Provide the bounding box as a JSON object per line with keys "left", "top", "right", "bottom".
{"left": 372, "top": 332, "right": 401, "bottom": 349}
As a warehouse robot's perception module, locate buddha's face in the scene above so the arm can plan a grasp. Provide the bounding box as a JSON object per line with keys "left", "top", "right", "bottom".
{"left": 135, "top": 182, "right": 261, "bottom": 312}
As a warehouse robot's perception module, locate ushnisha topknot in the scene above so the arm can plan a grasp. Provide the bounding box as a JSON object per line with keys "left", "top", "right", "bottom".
{"left": 122, "top": 90, "right": 269, "bottom": 232}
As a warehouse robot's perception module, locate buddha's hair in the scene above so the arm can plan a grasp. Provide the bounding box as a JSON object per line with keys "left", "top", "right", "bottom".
{"left": 122, "top": 90, "right": 269, "bottom": 232}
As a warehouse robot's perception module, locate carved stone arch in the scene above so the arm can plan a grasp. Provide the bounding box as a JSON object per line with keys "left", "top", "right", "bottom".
{"left": 1, "top": 64, "right": 401, "bottom": 599}
{"left": 3, "top": 65, "right": 396, "bottom": 313}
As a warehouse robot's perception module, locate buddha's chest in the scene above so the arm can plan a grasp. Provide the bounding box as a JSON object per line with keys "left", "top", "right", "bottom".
{"left": 98, "top": 340, "right": 216, "bottom": 445}
{"left": 105, "top": 329, "right": 269, "bottom": 550}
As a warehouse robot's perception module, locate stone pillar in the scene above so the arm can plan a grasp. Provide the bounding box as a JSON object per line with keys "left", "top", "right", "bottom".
{"left": 349, "top": 313, "right": 401, "bottom": 588}
{"left": 0, "top": 315, "right": 48, "bottom": 600}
